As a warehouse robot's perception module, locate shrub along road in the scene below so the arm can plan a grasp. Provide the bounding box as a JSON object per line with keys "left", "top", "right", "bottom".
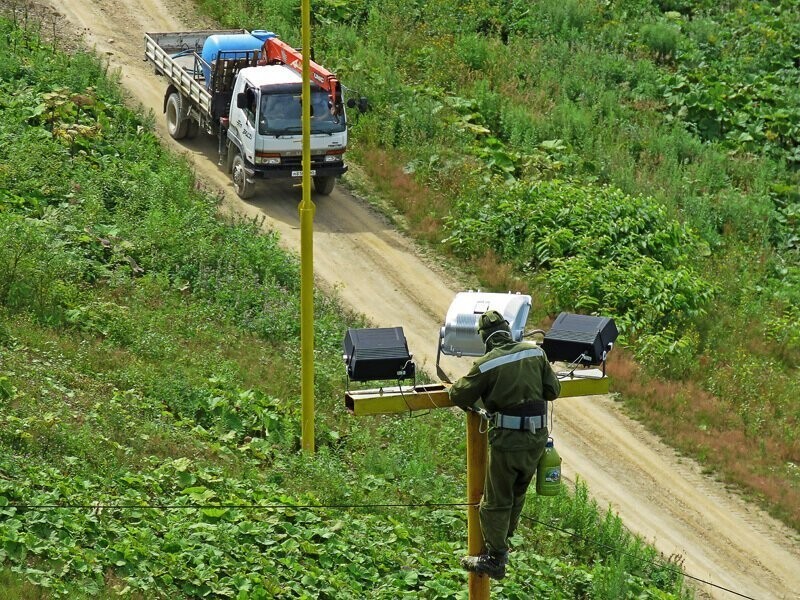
{"left": 38, "top": 0, "right": 800, "bottom": 597}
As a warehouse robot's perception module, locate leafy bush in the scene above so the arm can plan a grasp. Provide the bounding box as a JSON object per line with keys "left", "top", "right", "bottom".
{"left": 523, "top": 0, "right": 598, "bottom": 40}
{"left": 444, "top": 180, "right": 713, "bottom": 335}
{"left": 0, "top": 214, "right": 86, "bottom": 323}
{"left": 660, "top": 3, "right": 800, "bottom": 165}
{"left": 634, "top": 328, "right": 701, "bottom": 379}
{"left": 455, "top": 33, "right": 491, "bottom": 71}
{"left": 765, "top": 306, "right": 800, "bottom": 365}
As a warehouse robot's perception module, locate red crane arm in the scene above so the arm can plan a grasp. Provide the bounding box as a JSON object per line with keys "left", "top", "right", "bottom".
{"left": 261, "top": 37, "right": 342, "bottom": 112}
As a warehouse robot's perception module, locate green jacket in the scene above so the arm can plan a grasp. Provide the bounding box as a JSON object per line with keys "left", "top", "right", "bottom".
{"left": 449, "top": 332, "right": 561, "bottom": 449}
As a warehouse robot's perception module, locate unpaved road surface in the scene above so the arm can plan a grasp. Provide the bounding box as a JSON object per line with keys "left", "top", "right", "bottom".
{"left": 29, "top": 1, "right": 800, "bottom": 598}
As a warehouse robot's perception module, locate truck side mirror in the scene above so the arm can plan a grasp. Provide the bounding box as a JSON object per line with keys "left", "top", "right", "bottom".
{"left": 236, "top": 92, "right": 247, "bottom": 109}
{"left": 346, "top": 97, "right": 369, "bottom": 113}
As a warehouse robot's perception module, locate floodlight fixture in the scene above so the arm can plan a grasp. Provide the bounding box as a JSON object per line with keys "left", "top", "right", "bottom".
{"left": 342, "top": 326, "right": 415, "bottom": 385}
{"left": 436, "top": 291, "right": 532, "bottom": 382}
{"left": 541, "top": 312, "right": 618, "bottom": 369}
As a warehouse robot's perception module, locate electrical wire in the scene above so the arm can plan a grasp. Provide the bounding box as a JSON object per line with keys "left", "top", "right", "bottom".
{"left": 6, "top": 501, "right": 473, "bottom": 511}
{"left": 519, "top": 514, "right": 758, "bottom": 600}
{"left": 413, "top": 382, "right": 447, "bottom": 413}
{"left": 557, "top": 370, "right": 605, "bottom": 380}
{"left": 555, "top": 353, "right": 587, "bottom": 378}
{"left": 396, "top": 380, "right": 416, "bottom": 416}
{"left": 396, "top": 378, "right": 431, "bottom": 418}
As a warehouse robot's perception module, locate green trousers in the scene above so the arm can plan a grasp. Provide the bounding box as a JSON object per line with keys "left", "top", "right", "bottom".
{"left": 480, "top": 427, "right": 549, "bottom": 554}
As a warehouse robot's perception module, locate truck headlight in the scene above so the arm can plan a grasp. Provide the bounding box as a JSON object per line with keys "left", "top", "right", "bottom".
{"left": 255, "top": 153, "right": 281, "bottom": 165}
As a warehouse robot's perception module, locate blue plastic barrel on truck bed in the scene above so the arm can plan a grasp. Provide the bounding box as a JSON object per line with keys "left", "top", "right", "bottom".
{"left": 200, "top": 31, "right": 276, "bottom": 88}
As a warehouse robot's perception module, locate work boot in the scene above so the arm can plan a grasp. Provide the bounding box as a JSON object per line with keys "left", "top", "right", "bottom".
{"left": 460, "top": 551, "right": 508, "bottom": 580}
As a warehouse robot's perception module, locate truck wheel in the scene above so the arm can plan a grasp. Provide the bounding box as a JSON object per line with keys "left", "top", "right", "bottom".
{"left": 166, "top": 92, "right": 188, "bottom": 140}
{"left": 313, "top": 176, "right": 336, "bottom": 196}
{"left": 231, "top": 154, "right": 256, "bottom": 199}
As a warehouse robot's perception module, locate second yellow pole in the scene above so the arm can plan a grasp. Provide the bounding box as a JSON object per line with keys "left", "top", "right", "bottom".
{"left": 467, "top": 412, "right": 490, "bottom": 599}
{"left": 299, "top": 0, "right": 315, "bottom": 453}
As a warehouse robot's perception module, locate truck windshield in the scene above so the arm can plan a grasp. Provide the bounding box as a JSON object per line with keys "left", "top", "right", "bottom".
{"left": 259, "top": 91, "right": 346, "bottom": 136}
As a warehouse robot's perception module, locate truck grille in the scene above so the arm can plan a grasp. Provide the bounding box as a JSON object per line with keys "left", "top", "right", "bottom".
{"left": 281, "top": 155, "right": 338, "bottom": 168}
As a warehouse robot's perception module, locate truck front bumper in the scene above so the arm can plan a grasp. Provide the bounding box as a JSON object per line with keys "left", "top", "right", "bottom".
{"left": 250, "top": 162, "right": 348, "bottom": 180}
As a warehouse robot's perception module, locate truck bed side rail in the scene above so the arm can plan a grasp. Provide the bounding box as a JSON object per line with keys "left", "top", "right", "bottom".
{"left": 145, "top": 30, "right": 246, "bottom": 54}
{"left": 144, "top": 31, "right": 239, "bottom": 119}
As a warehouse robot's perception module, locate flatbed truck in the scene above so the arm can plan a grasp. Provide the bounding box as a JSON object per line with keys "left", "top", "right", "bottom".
{"left": 144, "top": 29, "right": 351, "bottom": 197}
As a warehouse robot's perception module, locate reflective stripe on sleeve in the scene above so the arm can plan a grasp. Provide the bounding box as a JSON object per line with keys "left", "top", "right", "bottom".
{"left": 478, "top": 347, "right": 543, "bottom": 373}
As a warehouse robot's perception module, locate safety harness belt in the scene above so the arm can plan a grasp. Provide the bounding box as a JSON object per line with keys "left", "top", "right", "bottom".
{"left": 491, "top": 413, "right": 545, "bottom": 431}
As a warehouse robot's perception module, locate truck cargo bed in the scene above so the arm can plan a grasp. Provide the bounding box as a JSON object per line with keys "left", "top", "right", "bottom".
{"left": 144, "top": 30, "right": 249, "bottom": 120}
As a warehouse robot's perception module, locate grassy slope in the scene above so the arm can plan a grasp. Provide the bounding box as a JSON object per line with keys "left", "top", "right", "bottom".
{"left": 0, "top": 14, "right": 687, "bottom": 600}
{"left": 194, "top": 0, "right": 799, "bottom": 528}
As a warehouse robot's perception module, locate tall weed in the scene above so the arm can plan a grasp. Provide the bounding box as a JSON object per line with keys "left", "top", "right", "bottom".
{"left": 640, "top": 22, "right": 681, "bottom": 62}
{"left": 523, "top": 0, "right": 598, "bottom": 40}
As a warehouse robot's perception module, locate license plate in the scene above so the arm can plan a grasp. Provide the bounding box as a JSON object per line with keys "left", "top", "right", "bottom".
{"left": 291, "top": 170, "right": 316, "bottom": 177}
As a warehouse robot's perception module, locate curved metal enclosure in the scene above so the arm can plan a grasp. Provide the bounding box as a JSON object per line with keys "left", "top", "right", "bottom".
{"left": 439, "top": 292, "right": 532, "bottom": 358}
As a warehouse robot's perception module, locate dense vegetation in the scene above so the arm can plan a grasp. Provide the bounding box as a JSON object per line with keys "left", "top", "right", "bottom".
{"left": 0, "top": 14, "right": 689, "bottom": 599}
{"left": 195, "top": 0, "right": 800, "bottom": 528}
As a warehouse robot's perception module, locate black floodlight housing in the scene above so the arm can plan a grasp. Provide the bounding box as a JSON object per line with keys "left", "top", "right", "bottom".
{"left": 541, "top": 312, "right": 618, "bottom": 367}
{"left": 343, "top": 327, "right": 415, "bottom": 384}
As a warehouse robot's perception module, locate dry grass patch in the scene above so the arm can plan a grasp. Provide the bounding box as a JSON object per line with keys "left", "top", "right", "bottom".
{"left": 473, "top": 249, "right": 530, "bottom": 294}
{"left": 608, "top": 349, "right": 800, "bottom": 530}
{"left": 354, "top": 146, "right": 448, "bottom": 242}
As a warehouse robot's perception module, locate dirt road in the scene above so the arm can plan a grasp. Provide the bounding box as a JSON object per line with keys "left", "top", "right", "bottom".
{"left": 31, "top": 1, "right": 800, "bottom": 598}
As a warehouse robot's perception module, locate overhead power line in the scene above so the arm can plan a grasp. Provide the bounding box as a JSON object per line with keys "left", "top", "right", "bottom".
{"left": 6, "top": 501, "right": 473, "bottom": 510}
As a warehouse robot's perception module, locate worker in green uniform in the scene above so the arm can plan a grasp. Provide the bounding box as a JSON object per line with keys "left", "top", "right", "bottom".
{"left": 449, "top": 310, "right": 561, "bottom": 580}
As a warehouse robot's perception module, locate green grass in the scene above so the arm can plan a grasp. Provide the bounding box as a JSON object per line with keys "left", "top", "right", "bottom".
{"left": 0, "top": 14, "right": 689, "bottom": 599}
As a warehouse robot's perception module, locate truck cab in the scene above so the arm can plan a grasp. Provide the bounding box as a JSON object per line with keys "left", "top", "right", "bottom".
{"left": 145, "top": 29, "right": 358, "bottom": 199}
{"left": 227, "top": 66, "right": 348, "bottom": 197}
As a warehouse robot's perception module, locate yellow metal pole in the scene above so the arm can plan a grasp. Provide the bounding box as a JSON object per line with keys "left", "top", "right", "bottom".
{"left": 299, "top": 0, "right": 315, "bottom": 453}
{"left": 466, "top": 412, "right": 490, "bottom": 599}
